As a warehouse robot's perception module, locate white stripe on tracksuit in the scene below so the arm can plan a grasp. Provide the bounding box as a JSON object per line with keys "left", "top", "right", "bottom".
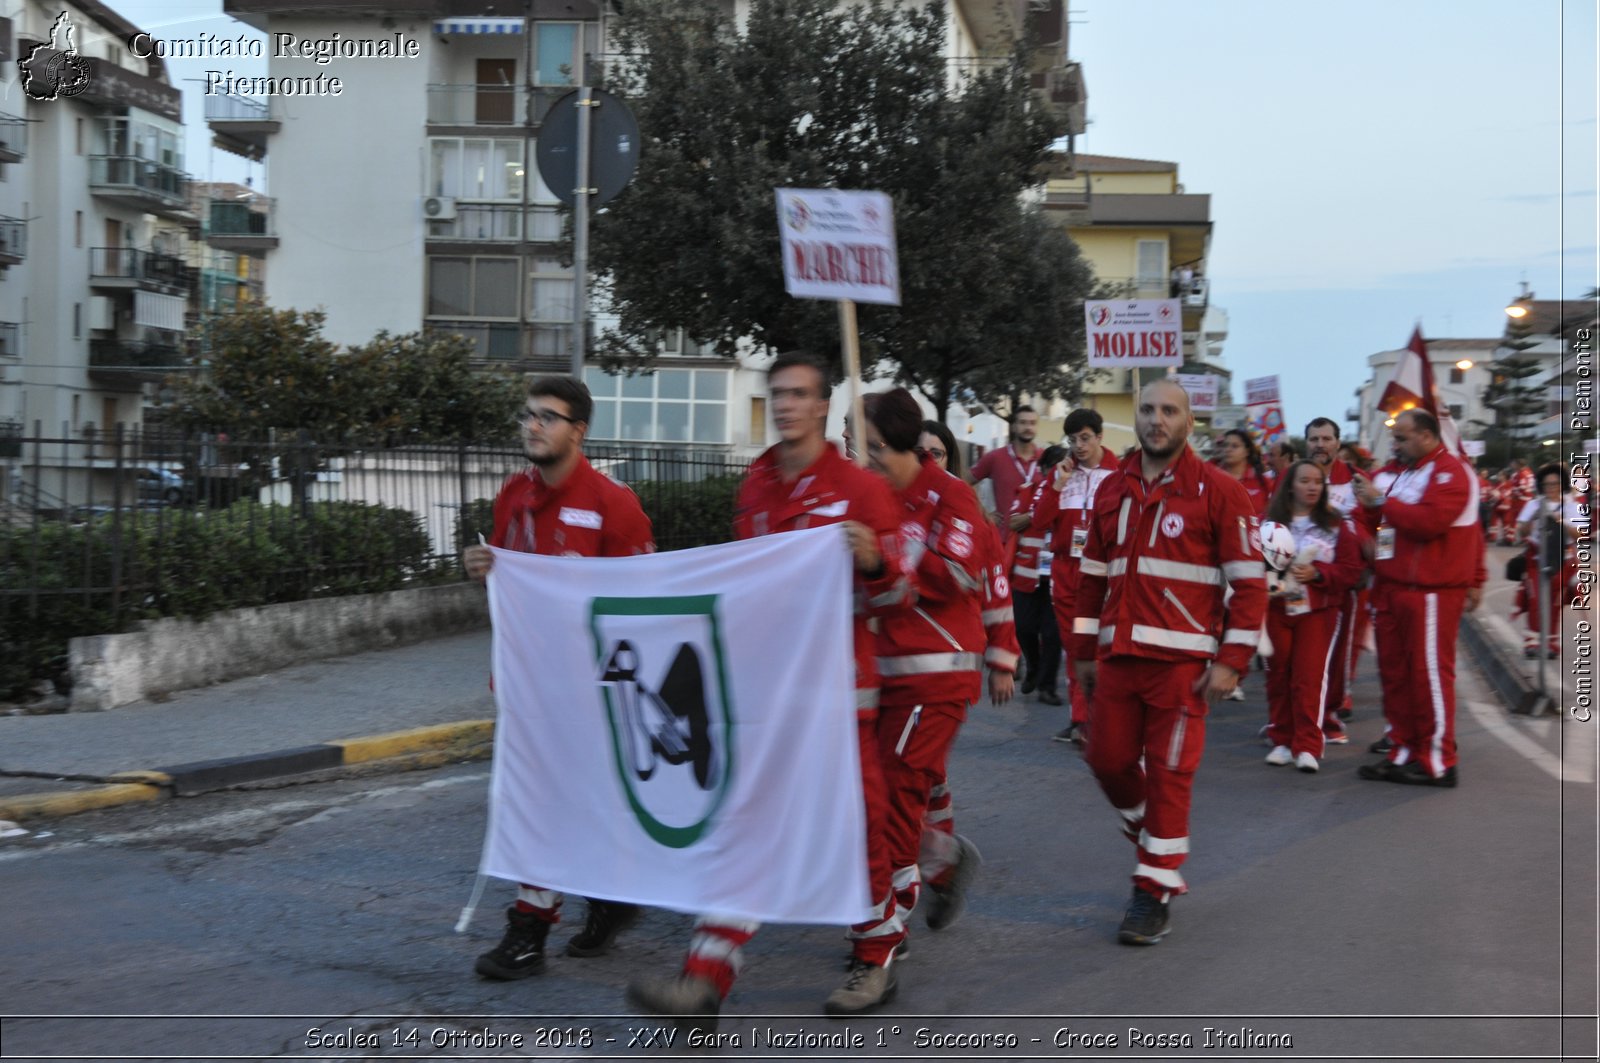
{"left": 1424, "top": 592, "right": 1446, "bottom": 777}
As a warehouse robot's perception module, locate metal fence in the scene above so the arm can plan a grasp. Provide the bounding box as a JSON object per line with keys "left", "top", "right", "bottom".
{"left": 0, "top": 426, "right": 749, "bottom": 664}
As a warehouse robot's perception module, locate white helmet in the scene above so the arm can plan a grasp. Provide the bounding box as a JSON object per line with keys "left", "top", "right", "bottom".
{"left": 1259, "top": 520, "right": 1297, "bottom": 572}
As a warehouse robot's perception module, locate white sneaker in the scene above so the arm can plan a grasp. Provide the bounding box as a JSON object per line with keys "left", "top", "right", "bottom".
{"left": 1265, "top": 745, "right": 1292, "bottom": 766}
{"left": 1225, "top": 687, "right": 1247, "bottom": 702}
{"left": 1295, "top": 752, "right": 1319, "bottom": 773}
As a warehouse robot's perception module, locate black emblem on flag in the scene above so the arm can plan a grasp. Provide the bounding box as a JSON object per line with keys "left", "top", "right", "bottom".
{"left": 600, "top": 639, "right": 718, "bottom": 790}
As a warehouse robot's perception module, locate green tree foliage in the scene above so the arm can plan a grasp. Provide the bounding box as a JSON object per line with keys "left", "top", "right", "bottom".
{"left": 591, "top": 0, "right": 1095, "bottom": 417}
{"left": 1477, "top": 303, "right": 1548, "bottom": 464}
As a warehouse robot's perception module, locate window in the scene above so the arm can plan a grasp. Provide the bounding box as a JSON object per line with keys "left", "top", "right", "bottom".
{"left": 750, "top": 396, "right": 767, "bottom": 447}
{"left": 428, "top": 137, "right": 525, "bottom": 201}
{"left": 654, "top": 328, "right": 712, "bottom": 356}
{"left": 1135, "top": 240, "right": 1166, "bottom": 291}
{"left": 73, "top": 302, "right": 81, "bottom": 338}
{"left": 74, "top": 211, "right": 82, "bottom": 247}
{"left": 427, "top": 255, "right": 519, "bottom": 318}
{"left": 527, "top": 256, "right": 572, "bottom": 356}
{"left": 1449, "top": 366, "right": 1464, "bottom": 384}
{"left": 1449, "top": 404, "right": 1463, "bottom": 420}
{"left": 534, "top": 23, "right": 580, "bottom": 85}
{"left": 528, "top": 160, "right": 561, "bottom": 241}
{"left": 584, "top": 367, "right": 730, "bottom": 444}
{"left": 75, "top": 118, "right": 83, "bottom": 155}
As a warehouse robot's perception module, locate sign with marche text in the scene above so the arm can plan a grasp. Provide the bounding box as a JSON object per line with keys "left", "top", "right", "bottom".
{"left": 481, "top": 526, "right": 869, "bottom": 924}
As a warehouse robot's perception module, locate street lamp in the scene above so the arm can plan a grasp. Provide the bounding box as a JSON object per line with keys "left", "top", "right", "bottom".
{"left": 1505, "top": 303, "right": 1530, "bottom": 319}
{"left": 1455, "top": 359, "right": 1474, "bottom": 370}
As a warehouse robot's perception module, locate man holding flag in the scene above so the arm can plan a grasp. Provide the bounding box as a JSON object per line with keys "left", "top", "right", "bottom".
{"left": 1354, "top": 328, "right": 1486, "bottom": 786}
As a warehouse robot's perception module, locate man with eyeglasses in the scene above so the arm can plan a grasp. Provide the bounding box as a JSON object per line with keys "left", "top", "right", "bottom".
{"left": 462, "top": 375, "right": 654, "bottom": 982}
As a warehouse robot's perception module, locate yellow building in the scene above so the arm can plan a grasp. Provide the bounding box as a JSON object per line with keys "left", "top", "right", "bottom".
{"left": 1039, "top": 154, "right": 1216, "bottom": 454}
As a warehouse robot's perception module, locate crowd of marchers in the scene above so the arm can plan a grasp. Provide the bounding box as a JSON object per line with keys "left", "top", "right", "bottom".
{"left": 457, "top": 358, "right": 1585, "bottom": 1029}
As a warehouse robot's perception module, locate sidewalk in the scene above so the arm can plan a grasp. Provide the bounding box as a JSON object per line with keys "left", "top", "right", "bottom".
{"left": 0, "top": 549, "right": 1565, "bottom": 825}
{"left": 0, "top": 630, "right": 496, "bottom": 822}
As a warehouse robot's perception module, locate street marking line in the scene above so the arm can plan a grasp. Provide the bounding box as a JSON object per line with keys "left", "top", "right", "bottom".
{"left": 1465, "top": 700, "right": 1591, "bottom": 783}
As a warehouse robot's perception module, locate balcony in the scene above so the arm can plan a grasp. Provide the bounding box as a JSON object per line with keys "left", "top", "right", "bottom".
{"left": 0, "top": 216, "right": 24, "bottom": 267}
{"left": 88, "top": 156, "right": 194, "bottom": 220}
{"left": 197, "top": 269, "right": 264, "bottom": 314}
{"left": 205, "top": 93, "right": 278, "bottom": 161}
{"left": 426, "top": 203, "right": 562, "bottom": 244}
{"left": 89, "top": 248, "right": 194, "bottom": 296}
{"left": 428, "top": 319, "right": 523, "bottom": 362}
{"left": 0, "top": 322, "right": 18, "bottom": 359}
{"left": 0, "top": 113, "right": 27, "bottom": 163}
{"left": 425, "top": 84, "right": 565, "bottom": 129}
{"left": 88, "top": 339, "right": 187, "bottom": 384}
{"left": 206, "top": 196, "right": 278, "bottom": 254}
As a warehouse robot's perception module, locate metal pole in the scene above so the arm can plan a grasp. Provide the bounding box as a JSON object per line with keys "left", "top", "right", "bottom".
{"left": 838, "top": 299, "right": 866, "bottom": 468}
{"left": 570, "top": 85, "right": 594, "bottom": 379}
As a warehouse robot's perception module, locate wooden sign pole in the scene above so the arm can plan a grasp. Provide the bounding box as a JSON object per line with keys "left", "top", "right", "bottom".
{"left": 838, "top": 298, "right": 867, "bottom": 467}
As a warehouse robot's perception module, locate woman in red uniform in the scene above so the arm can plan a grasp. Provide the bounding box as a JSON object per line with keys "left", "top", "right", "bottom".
{"left": 1260, "top": 461, "right": 1362, "bottom": 772}
{"left": 1212, "top": 428, "right": 1271, "bottom": 515}
{"left": 1514, "top": 463, "right": 1588, "bottom": 658}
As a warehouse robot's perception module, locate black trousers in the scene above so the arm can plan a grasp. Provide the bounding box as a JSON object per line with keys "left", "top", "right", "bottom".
{"left": 1015, "top": 578, "right": 1061, "bottom": 693}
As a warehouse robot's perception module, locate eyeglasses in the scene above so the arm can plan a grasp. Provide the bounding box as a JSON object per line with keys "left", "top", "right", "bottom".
{"left": 517, "top": 407, "right": 580, "bottom": 429}
{"left": 915, "top": 447, "right": 947, "bottom": 462}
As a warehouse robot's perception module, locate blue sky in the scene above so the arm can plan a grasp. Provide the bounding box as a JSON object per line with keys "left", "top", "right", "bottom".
{"left": 117, "top": 0, "right": 1597, "bottom": 432}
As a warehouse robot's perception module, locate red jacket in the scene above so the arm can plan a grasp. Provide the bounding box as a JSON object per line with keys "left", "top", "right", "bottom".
{"left": 1071, "top": 447, "right": 1269, "bottom": 675}
{"left": 1369, "top": 442, "right": 1485, "bottom": 591}
{"left": 734, "top": 442, "right": 911, "bottom": 717}
{"left": 1007, "top": 478, "right": 1049, "bottom": 594}
{"left": 976, "top": 518, "right": 1020, "bottom": 674}
{"left": 1231, "top": 465, "right": 1272, "bottom": 516}
{"left": 489, "top": 455, "right": 654, "bottom": 557}
{"left": 1323, "top": 458, "right": 1359, "bottom": 516}
{"left": 876, "top": 457, "right": 989, "bottom": 708}
{"left": 1033, "top": 448, "right": 1119, "bottom": 607}
{"left": 1268, "top": 516, "right": 1363, "bottom": 616}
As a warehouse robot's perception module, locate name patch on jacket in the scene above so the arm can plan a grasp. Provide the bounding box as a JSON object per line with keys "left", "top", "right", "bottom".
{"left": 559, "top": 507, "right": 603, "bottom": 529}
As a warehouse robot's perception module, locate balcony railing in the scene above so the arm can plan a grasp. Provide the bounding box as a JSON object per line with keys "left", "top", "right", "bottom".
{"left": 0, "top": 321, "right": 18, "bottom": 359}
{"left": 0, "top": 113, "right": 27, "bottom": 163}
{"left": 0, "top": 216, "right": 24, "bottom": 265}
{"left": 88, "top": 155, "right": 192, "bottom": 213}
{"left": 427, "top": 203, "right": 562, "bottom": 242}
{"left": 88, "top": 339, "right": 187, "bottom": 382}
{"left": 428, "top": 320, "right": 523, "bottom": 362}
{"left": 204, "top": 93, "right": 271, "bottom": 122}
{"left": 425, "top": 84, "right": 565, "bottom": 126}
{"left": 89, "top": 247, "right": 193, "bottom": 293}
{"left": 206, "top": 196, "right": 278, "bottom": 252}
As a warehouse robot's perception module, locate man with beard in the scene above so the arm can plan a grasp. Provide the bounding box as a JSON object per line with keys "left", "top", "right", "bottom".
{"left": 969, "top": 405, "right": 1042, "bottom": 544}
{"left": 1070, "top": 380, "right": 1266, "bottom": 945}
{"left": 462, "top": 376, "right": 654, "bottom": 980}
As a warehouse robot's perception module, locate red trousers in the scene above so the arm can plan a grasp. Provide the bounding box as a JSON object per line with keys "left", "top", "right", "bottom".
{"left": 877, "top": 701, "right": 965, "bottom": 919}
{"left": 683, "top": 716, "right": 903, "bottom": 996}
{"left": 1373, "top": 586, "right": 1465, "bottom": 778}
{"left": 1052, "top": 579, "right": 1090, "bottom": 725}
{"left": 1347, "top": 586, "right": 1372, "bottom": 686}
{"left": 1520, "top": 562, "right": 1572, "bottom": 650}
{"left": 1084, "top": 656, "right": 1207, "bottom": 898}
{"left": 1265, "top": 605, "right": 1342, "bottom": 758}
{"left": 1321, "top": 589, "right": 1358, "bottom": 720}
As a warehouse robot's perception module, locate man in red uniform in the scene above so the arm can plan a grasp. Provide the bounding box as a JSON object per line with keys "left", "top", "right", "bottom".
{"left": 968, "top": 405, "right": 1041, "bottom": 543}
{"left": 1007, "top": 445, "right": 1066, "bottom": 705}
{"left": 1354, "top": 409, "right": 1485, "bottom": 787}
{"left": 1071, "top": 379, "right": 1267, "bottom": 945}
{"left": 1305, "top": 416, "right": 1365, "bottom": 738}
{"left": 626, "top": 352, "right": 910, "bottom": 1023}
{"left": 1033, "top": 408, "right": 1119, "bottom": 744}
{"left": 463, "top": 376, "right": 655, "bottom": 980}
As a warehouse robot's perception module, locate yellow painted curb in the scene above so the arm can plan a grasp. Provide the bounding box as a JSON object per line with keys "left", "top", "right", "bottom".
{"left": 0, "top": 782, "right": 164, "bottom": 823}
{"left": 108, "top": 771, "right": 174, "bottom": 787}
{"left": 332, "top": 720, "right": 494, "bottom": 765}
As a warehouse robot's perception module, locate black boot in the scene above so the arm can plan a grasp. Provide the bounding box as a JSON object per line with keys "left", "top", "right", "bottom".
{"left": 566, "top": 899, "right": 640, "bottom": 958}
{"left": 474, "top": 906, "right": 550, "bottom": 979}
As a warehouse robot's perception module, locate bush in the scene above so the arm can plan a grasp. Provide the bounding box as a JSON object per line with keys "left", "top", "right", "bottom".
{"left": 0, "top": 501, "right": 441, "bottom": 700}
{"left": 453, "top": 475, "right": 740, "bottom": 555}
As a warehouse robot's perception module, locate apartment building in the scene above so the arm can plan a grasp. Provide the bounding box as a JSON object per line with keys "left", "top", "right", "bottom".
{"left": 1350, "top": 338, "right": 1497, "bottom": 456}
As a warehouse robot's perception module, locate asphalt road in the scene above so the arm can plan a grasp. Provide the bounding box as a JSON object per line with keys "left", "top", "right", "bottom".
{"left": 2, "top": 655, "right": 1595, "bottom": 1062}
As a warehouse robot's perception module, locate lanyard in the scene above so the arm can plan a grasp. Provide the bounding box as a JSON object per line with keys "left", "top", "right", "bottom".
{"left": 1009, "top": 446, "right": 1039, "bottom": 487}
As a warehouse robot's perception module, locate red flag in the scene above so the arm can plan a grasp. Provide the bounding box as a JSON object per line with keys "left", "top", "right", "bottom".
{"left": 1377, "top": 326, "right": 1464, "bottom": 456}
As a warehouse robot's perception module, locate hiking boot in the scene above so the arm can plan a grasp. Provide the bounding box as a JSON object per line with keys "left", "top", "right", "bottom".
{"left": 1358, "top": 759, "right": 1406, "bottom": 783}
{"left": 925, "top": 833, "right": 981, "bottom": 931}
{"left": 474, "top": 906, "right": 550, "bottom": 980}
{"left": 566, "top": 899, "right": 639, "bottom": 958}
{"left": 1264, "top": 745, "right": 1293, "bottom": 766}
{"left": 824, "top": 958, "right": 897, "bottom": 1016}
{"left": 843, "top": 938, "right": 907, "bottom": 969}
{"left": 1397, "top": 762, "right": 1458, "bottom": 788}
{"left": 1295, "top": 751, "right": 1319, "bottom": 773}
{"left": 626, "top": 974, "right": 720, "bottom": 1033}
{"left": 1116, "top": 887, "right": 1170, "bottom": 946}
{"left": 1368, "top": 736, "right": 1394, "bottom": 755}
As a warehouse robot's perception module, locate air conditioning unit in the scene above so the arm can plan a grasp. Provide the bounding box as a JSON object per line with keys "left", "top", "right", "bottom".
{"left": 423, "top": 196, "right": 457, "bottom": 221}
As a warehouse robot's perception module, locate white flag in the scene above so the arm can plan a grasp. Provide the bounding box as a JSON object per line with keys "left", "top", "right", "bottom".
{"left": 482, "top": 525, "right": 869, "bottom": 924}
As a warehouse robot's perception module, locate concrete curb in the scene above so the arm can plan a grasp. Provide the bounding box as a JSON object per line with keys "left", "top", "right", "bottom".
{"left": 0, "top": 720, "right": 495, "bottom": 823}
{"left": 1461, "top": 612, "right": 1557, "bottom": 716}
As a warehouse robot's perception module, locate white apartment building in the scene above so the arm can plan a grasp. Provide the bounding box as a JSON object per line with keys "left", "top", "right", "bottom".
{"left": 0, "top": 1, "right": 198, "bottom": 506}
{"left": 1349, "top": 338, "right": 1497, "bottom": 455}
{"left": 211, "top": 0, "right": 1081, "bottom": 459}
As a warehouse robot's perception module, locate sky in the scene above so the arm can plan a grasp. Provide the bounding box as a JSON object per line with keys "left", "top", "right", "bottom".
{"left": 113, "top": 0, "right": 1598, "bottom": 438}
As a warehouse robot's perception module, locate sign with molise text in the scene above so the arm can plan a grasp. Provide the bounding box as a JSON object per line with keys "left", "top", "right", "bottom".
{"left": 1083, "top": 300, "right": 1184, "bottom": 368}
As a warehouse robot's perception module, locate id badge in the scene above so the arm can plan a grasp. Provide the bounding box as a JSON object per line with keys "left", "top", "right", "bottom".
{"left": 1375, "top": 525, "right": 1396, "bottom": 561}
{"left": 1285, "top": 587, "right": 1311, "bottom": 616}
{"left": 1070, "top": 526, "right": 1089, "bottom": 558}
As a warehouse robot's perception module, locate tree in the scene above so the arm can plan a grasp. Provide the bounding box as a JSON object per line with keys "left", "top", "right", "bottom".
{"left": 1478, "top": 300, "right": 1547, "bottom": 465}
{"left": 591, "top": 0, "right": 1094, "bottom": 415}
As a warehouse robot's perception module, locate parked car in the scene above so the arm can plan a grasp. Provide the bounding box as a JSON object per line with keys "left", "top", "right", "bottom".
{"left": 136, "top": 466, "right": 192, "bottom": 505}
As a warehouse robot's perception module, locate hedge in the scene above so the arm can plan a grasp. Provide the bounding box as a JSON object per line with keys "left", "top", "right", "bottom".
{"left": 454, "top": 474, "right": 741, "bottom": 555}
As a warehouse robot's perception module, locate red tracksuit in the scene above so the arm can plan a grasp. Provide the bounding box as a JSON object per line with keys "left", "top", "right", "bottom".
{"left": 1264, "top": 517, "right": 1363, "bottom": 758}
{"left": 1233, "top": 465, "right": 1272, "bottom": 516}
{"left": 1034, "top": 450, "right": 1119, "bottom": 726}
{"left": 680, "top": 442, "right": 912, "bottom": 996}
{"left": 1317, "top": 460, "right": 1366, "bottom": 732}
{"left": 1368, "top": 443, "right": 1484, "bottom": 778}
{"left": 876, "top": 457, "right": 988, "bottom": 920}
{"left": 488, "top": 455, "right": 655, "bottom": 923}
{"left": 1071, "top": 447, "right": 1267, "bottom": 898}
